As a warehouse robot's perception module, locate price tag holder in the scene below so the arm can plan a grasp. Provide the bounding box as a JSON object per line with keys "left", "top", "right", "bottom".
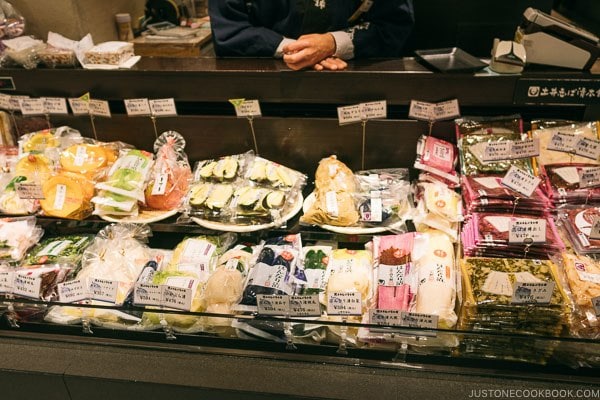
{"left": 574, "top": 137, "right": 600, "bottom": 161}
{"left": 593, "top": 296, "right": 600, "bottom": 317}
{"left": 408, "top": 100, "right": 434, "bottom": 121}
{"left": 15, "top": 183, "right": 45, "bottom": 199}
{"left": 88, "top": 278, "right": 119, "bottom": 303}
{"left": 89, "top": 99, "right": 111, "bottom": 117}
{"left": 12, "top": 273, "right": 42, "bottom": 299}
{"left": 0, "top": 271, "right": 14, "bottom": 294}
{"left": 337, "top": 104, "right": 362, "bottom": 125}
{"left": 257, "top": 294, "right": 290, "bottom": 316}
{"left": 501, "top": 165, "right": 541, "bottom": 198}
{"left": 589, "top": 218, "right": 600, "bottom": 240}
{"left": 149, "top": 98, "right": 177, "bottom": 117}
{"left": 230, "top": 99, "right": 261, "bottom": 118}
{"left": 326, "top": 291, "right": 362, "bottom": 316}
{"left": 508, "top": 218, "right": 547, "bottom": 244}
{"left": 511, "top": 281, "right": 554, "bottom": 304}
{"left": 161, "top": 284, "right": 193, "bottom": 311}
{"left": 361, "top": 100, "right": 387, "bottom": 120}
{"left": 432, "top": 99, "right": 461, "bottom": 121}
{"left": 579, "top": 167, "right": 600, "bottom": 189}
{"left": 400, "top": 312, "right": 439, "bottom": 329}
{"left": 0, "top": 93, "right": 11, "bottom": 110}
{"left": 42, "top": 97, "right": 69, "bottom": 115}
{"left": 124, "top": 98, "right": 151, "bottom": 116}
{"left": 133, "top": 283, "right": 162, "bottom": 306}
{"left": 409, "top": 99, "right": 460, "bottom": 122}
{"left": 58, "top": 279, "right": 88, "bottom": 303}
{"left": 19, "top": 98, "right": 46, "bottom": 116}
{"left": 68, "top": 98, "right": 90, "bottom": 115}
{"left": 547, "top": 132, "right": 577, "bottom": 153}
{"left": 289, "top": 295, "right": 321, "bottom": 317}
{"left": 482, "top": 139, "right": 539, "bottom": 162}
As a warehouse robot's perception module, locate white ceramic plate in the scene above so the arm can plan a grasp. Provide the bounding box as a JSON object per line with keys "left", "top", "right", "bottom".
{"left": 191, "top": 194, "right": 304, "bottom": 233}
{"left": 302, "top": 192, "right": 405, "bottom": 235}
{"left": 99, "top": 208, "right": 178, "bottom": 224}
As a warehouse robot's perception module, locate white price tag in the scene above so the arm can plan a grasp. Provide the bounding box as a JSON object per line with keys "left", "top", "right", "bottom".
{"left": 0, "top": 271, "right": 14, "bottom": 294}
{"left": 8, "top": 95, "right": 29, "bottom": 111}
{"left": 58, "top": 279, "right": 88, "bottom": 303}
{"left": 149, "top": 98, "right": 177, "bottom": 117}
{"left": 19, "top": 98, "right": 46, "bottom": 115}
{"left": 408, "top": 100, "right": 435, "bottom": 121}
{"left": 289, "top": 295, "right": 321, "bottom": 317}
{"left": 501, "top": 166, "right": 541, "bottom": 198}
{"left": 482, "top": 141, "right": 511, "bottom": 162}
{"left": 124, "top": 98, "right": 151, "bottom": 116}
{"left": 326, "top": 291, "right": 362, "bottom": 316}
{"left": 133, "top": 283, "right": 162, "bottom": 306}
{"left": 0, "top": 93, "right": 11, "bottom": 110}
{"left": 547, "top": 132, "right": 577, "bottom": 153}
{"left": 89, "top": 278, "right": 119, "bottom": 303}
{"left": 230, "top": 99, "right": 261, "bottom": 117}
{"left": 12, "top": 273, "right": 42, "bottom": 299}
{"left": 361, "top": 100, "right": 387, "bottom": 120}
{"left": 337, "top": 104, "right": 362, "bottom": 125}
{"left": 589, "top": 218, "right": 600, "bottom": 240}
{"left": 511, "top": 281, "right": 554, "bottom": 304}
{"left": 511, "top": 138, "right": 540, "bottom": 159}
{"left": 432, "top": 99, "right": 461, "bottom": 121}
{"left": 68, "top": 98, "right": 90, "bottom": 115}
{"left": 257, "top": 294, "right": 290, "bottom": 316}
{"left": 579, "top": 167, "right": 600, "bottom": 189}
{"left": 161, "top": 284, "right": 193, "bottom": 311}
{"left": 369, "top": 309, "right": 403, "bottom": 327}
{"left": 574, "top": 137, "right": 600, "bottom": 161}
{"left": 15, "top": 183, "right": 44, "bottom": 199}
{"left": 400, "top": 312, "right": 439, "bottom": 329}
{"left": 89, "top": 99, "right": 111, "bottom": 117}
{"left": 592, "top": 296, "right": 600, "bottom": 317}
{"left": 42, "top": 97, "right": 69, "bottom": 115}
{"left": 508, "top": 218, "right": 547, "bottom": 244}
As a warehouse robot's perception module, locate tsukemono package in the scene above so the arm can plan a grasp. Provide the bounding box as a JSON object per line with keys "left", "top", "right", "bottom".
{"left": 414, "top": 135, "right": 459, "bottom": 184}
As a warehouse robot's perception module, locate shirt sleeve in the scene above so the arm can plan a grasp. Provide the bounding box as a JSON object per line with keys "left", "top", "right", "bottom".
{"left": 347, "top": 0, "right": 415, "bottom": 59}
{"left": 208, "top": 0, "right": 285, "bottom": 57}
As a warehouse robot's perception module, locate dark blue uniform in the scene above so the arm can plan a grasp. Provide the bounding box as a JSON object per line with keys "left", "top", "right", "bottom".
{"left": 209, "top": 0, "right": 414, "bottom": 58}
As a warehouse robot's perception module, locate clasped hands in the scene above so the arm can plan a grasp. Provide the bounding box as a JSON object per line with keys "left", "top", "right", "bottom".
{"left": 283, "top": 33, "right": 347, "bottom": 71}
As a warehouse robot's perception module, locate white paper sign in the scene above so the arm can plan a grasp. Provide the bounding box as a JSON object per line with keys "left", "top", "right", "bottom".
{"left": 574, "top": 137, "right": 600, "bottom": 160}
{"left": 289, "top": 295, "right": 321, "bottom": 317}
{"left": 337, "top": 104, "right": 362, "bottom": 125}
{"left": 579, "top": 167, "right": 600, "bottom": 189}
{"left": 482, "top": 139, "right": 539, "bottom": 162}
{"left": 68, "top": 98, "right": 90, "bottom": 115}
{"left": 124, "top": 98, "right": 151, "bottom": 116}
{"left": 149, "top": 98, "right": 177, "bottom": 117}
{"left": 482, "top": 141, "right": 511, "bottom": 162}
{"left": 0, "top": 271, "right": 14, "bottom": 294}
{"left": 88, "top": 278, "right": 119, "bottom": 303}
{"left": 326, "top": 291, "right": 362, "bottom": 316}
{"left": 161, "top": 285, "right": 193, "bottom": 311}
{"left": 15, "top": 183, "right": 44, "bottom": 199}
{"left": 8, "top": 95, "right": 29, "bottom": 111}
{"left": 369, "top": 309, "right": 403, "bottom": 327}
{"left": 511, "top": 281, "right": 554, "bottom": 304}
{"left": 377, "top": 264, "right": 410, "bottom": 286}
{"left": 501, "top": 166, "right": 541, "bottom": 198}
{"left": 12, "top": 273, "right": 42, "bottom": 299}
{"left": 400, "top": 312, "right": 439, "bottom": 329}
{"left": 0, "top": 93, "right": 11, "bottom": 110}
{"left": 361, "top": 100, "right": 387, "bottom": 120}
{"left": 89, "top": 99, "right": 111, "bottom": 117}
{"left": 508, "top": 218, "right": 547, "bottom": 244}
{"left": 19, "top": 98, "right": 46, "bottom": 115}
{"left": 150, "top": 173, "right": 168, "bottom": 195}
{"left": 133, "top": 283, "right": 162, "bottom": 306}
{"left": 408, "top": 100, "right": 434, "bottom": 121}
{"left": 547, "top": 132, "right": 577, "bottom": 153}
{"left": 433, "top": 99, "right": 461, "bottom": 121}
{"left": 409, "top": 99, "right": 460, "bottom": 121}
{"left": 42, "top": 97, "right": 69, "bottom": 115}
{"left": 257, "top": 294, "right": 290, "bottom": 316}
{"left": 58, "top": 279, "right": 88, "bottom": 303}
{"left": 231, "top": 99, "right": 261, "bottom": 117}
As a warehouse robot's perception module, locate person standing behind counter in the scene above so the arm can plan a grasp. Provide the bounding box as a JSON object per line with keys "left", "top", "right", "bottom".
{"left": 208, "top": 0, "right": 414, "bottom": 71}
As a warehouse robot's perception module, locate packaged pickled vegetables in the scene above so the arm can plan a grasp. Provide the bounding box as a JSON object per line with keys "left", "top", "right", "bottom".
{"left": 0, "top": 216, "right": 43, "bottom": 262}
{"left": 0, "top": 174, "right": 39, "bottom": 215}
{"left": 413, "top": 181, "right": 461, "bottom": 241}
{"left": 295, "top": 246, "right": 332, "bottom": 296}
{"left": 414, "top": 135, "right": 459, "bottom": 184}
{"left": 24, "top": 234, "right": 93, "bottom": 266}
{"left": 562, "top": 207, "right": 600, "bottom": 254}
{"left": 231, "top": 185, "right": 288, "bottom": 224}
{"left": 373, "top": 233, "right": 414, "bottom": 311}
{"left": 40, "top": 172, "right": 95, "bottom": 220}
{"left": 144, "top": 131, "right": 192, "bottom": 211}
{"left": 539, "top": 163, "right": 600, "bottom": 207}
{"left": 193, "top": 152, "right": 251, "bottom": 182}
{"left": 246, "top": 156, "right": 306, "bottom": 190}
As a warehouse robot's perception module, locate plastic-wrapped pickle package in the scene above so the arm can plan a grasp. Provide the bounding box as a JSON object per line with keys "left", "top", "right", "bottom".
{"left": 0, "top": 216, "right": 43, "bottom": 262}
{"left": 294, "top": 245, "right": 332, "bottom": 296}
{"left": 138, "top": 233, "right": 236, "bottom": 333}
{"left": 92, "top": 149, "right": 154, "bottom": 217}
{"left": 413, "top": 181, "right": 461, "bottom": 241}
{"left": 539, "top": 163, "right": 600, "bottom": 207}
{"left": 456, "top": 115, "right": 532, "bottom": 176}
{"left": 561, "top": 207, "right": 600, "bottom": 255}
{"left": 457, "top": 257, "right": 572, "bottom": 364}
{"left": 0, "top": 173, "right": 39, "bottom": 215}
{"left": 144, "top": 131, "right": 192, "bottom": 211}
{"left": 414, "top": 135, "right": 460, "bottom": 185}
{"left": 529, "top": 121, "right": 600, "bottom": 169}
{"left": 2, "top": 36, "right": 44, "bottom": 69}
{"left": 44, "top": 224, "right": 153, "bottom": 329}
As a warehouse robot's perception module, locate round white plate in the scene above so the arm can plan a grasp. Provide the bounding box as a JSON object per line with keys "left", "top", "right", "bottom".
{"left": 99, "top": 208, "right": 179, "bottom": 224}
{"left": 191, "top": 194, "right": 304, "bottom": 233}
{"left": 302, "top": 192, "right": 405, "bottom": 235}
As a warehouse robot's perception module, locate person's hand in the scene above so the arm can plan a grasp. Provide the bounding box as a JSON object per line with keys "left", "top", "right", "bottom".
{"left": 282, "top": 33, "right": 337, "bottom": 70}
{"left": 313, "top": 57, "right": 347, "bottom": 71}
